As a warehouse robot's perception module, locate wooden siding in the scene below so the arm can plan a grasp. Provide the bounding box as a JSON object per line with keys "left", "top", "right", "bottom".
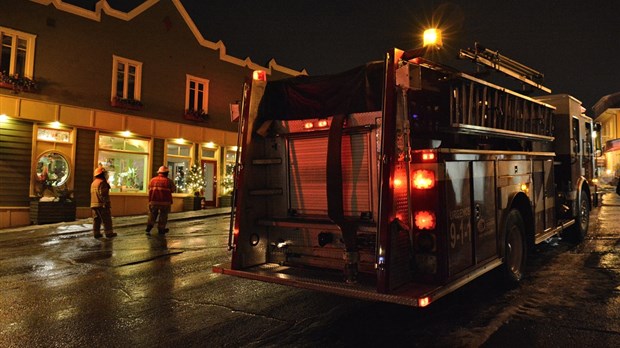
{"left": 74, "top": 129, "right": 96, "bottom": 207}
{"left": 151, "top": 138, "right": 165, "bottom": 178}
{"left": 0, "top": 119, "right": 33, "bottom": 206}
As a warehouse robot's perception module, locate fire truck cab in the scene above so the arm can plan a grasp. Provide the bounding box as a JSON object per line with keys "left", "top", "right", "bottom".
{"left": 214, "top": 46, "right": 599, "bottom": 307}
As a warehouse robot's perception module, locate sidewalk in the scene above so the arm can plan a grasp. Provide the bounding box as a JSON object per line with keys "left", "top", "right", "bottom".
{"left": 0, "top": 207, "right": 232, "bottom": 237}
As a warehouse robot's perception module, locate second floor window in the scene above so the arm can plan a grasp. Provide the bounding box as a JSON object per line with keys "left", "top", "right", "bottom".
{"left": 112, "top": 55, "right": 142, "bottom": 101}
{"left": 0, "top": 26, "right": 36, "bottom": 78}
{"left": 186, "top": 74, "right": 209, "bottom": 113}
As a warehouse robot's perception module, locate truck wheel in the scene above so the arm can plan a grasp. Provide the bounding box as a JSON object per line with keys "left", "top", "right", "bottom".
{"left": 565, "top": 192, "right": 589, "bottom": 243}
{"left": 502, "top": 209, "right": 526, "bottom": 288}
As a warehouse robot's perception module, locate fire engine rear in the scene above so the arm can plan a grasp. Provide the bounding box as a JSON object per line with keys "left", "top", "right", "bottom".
{"left": 214, "top": 44, "right": 599, "bottom": 307}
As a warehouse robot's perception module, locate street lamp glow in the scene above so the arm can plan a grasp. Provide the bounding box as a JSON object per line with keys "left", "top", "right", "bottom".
{"left": 423, "top": 28, "right": 442, "bottom": 48}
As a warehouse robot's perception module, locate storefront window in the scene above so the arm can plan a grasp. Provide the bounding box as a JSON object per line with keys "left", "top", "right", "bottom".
{"left": 222, "top": 149, "right": 237, "bottom": 195}
{"left": 35, "top": 151, "right": 70, "bottom": 187}
{"left": 98, "top": 135, "right": 149, "bottom": 193}
{"left": 37, "top": 128, "right": 71, "bottom": 143}
{"left": 167, "top": 143, "right": 192, "bottom": 193}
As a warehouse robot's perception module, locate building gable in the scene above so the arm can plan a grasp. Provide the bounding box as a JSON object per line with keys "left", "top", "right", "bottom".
{"left": 31, "top": 0, "right": 306, "bottom": 77}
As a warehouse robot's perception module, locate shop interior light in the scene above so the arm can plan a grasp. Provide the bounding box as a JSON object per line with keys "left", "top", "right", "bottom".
{"left": 51, "top": 121, "right": 61, "bottom": 129}
{"left": 121, "top": 130, "right": 131, "bottom": 137}
{"left": 203, "top": 141, "right": 216, "bottom": 148}
{"left": 230, "top": 146, "right": 238, "bottom": 151}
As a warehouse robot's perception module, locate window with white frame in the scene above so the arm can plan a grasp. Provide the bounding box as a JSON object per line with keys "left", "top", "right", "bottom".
{"left": 97, "top": 135, "right": 149, "bottom": 193}
{"left": 112, "top": 55, "right": 142, "bottom": 101}
{"left": 0, "top": 26, "right": 36, "bottom": 78}
{"left": 185, "top": 74, "right": 209, "bottom": 113}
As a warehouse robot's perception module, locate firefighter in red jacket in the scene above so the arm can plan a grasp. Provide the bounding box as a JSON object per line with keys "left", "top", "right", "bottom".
{"left": 146, "top": 166, "right": 176, "bottom": 235}
{"left": 90, "top": 166, "right": 116, "bottom": 238}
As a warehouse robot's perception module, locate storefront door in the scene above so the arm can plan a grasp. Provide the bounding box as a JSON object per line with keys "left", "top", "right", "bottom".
{"left": 201, "top": 159, "right": 217, "bottom": 207}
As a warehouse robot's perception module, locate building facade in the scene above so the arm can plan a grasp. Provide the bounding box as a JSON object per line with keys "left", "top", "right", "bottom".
{"left": 593, "top": 92, "right": 620, "bottom": 185}
{"left": 0, "top": 0, "right": 302, "bottom": 228}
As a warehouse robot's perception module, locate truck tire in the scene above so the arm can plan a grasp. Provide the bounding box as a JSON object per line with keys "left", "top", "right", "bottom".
{"left": 565, "top": 191, "right": 589, "bottom": 243}
{"left": 502, "top": 209, "right": 526, "bottom": 288}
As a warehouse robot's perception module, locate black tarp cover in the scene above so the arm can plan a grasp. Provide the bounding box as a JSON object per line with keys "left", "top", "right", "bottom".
{"left": 257, "top": 61, "right": 384, "bottom": 122}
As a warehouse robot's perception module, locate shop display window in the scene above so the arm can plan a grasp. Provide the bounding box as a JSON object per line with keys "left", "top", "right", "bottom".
{"left": 35, "top": 151, "right": 70, "bottom": 187}
{"left": 167, "top": 143, "right": 192, "bottom": 193}
{"left": 37, "top": 128, "right": 71, "bottom": 143}
{"left": 222, "top": 149, "right": 237, "bottom": 195}
{"left": 97, "top": 135, "right": 149, "bottom": 193}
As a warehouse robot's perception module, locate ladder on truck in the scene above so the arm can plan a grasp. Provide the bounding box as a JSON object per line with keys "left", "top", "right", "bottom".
{"left": 451, "top": 42, "right": 554, "bottom": 140}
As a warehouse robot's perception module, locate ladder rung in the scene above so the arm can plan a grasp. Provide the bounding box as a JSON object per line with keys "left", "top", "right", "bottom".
{"left": 252, "top": 158, "right": 283, "bottom": 165}
{"left": 249, "top": 188, "right": 283, "bottom": 196}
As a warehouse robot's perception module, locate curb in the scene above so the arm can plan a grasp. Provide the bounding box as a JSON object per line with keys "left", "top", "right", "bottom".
{"left": 0, "top": 208, "right": 232, "bottom": 238}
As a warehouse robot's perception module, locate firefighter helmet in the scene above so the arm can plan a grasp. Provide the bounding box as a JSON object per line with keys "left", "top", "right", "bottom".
{"left": 94, "top": 166, "right": 106, "bottom": 177}
{"left": 157, "top": 166, "right": 169, "bottom": 174}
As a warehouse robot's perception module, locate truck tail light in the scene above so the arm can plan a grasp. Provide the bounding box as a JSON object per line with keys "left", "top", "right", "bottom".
{"left": 392, "top": 170, "right": 406, "bottom": 189}
{"left": 415, "top": 210, "right": 436, "bottom": 230}
{"left": 413, "top": 169, "right": 435, "bottom": 189}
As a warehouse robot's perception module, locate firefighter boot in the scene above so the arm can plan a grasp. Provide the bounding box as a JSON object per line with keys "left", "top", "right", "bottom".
{"left": 145, "top": 225, "right": 153, "bottom": 235}
{"left": 158, "top": 228, "right": 169, "bottom": 235}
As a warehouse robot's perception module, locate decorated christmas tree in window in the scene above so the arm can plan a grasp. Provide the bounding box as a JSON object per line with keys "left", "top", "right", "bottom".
{"left": 185, "top": 163, "right": 205, "bottom": 195}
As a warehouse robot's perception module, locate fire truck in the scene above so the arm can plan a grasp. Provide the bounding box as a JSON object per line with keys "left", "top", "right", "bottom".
{"left": 213, "top": 43, "right": 600, "bottom": 307}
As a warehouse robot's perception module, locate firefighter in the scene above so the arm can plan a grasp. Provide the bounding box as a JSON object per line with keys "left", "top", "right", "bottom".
{"left": 146, "top": 166, "right": 176, "bottom": 235}
{"left": 90, "top": 166, "right": 116, "bottom": 238}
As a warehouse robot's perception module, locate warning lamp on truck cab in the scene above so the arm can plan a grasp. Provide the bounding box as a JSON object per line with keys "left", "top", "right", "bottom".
{"left": 253, "top": 70, "right": 266, "bottom": 81}
{"left": 423, "top": 28, "right": 443, "bottom": 48}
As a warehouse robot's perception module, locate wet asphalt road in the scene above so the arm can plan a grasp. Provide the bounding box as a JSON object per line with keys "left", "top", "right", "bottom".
{"left": 0, "top": 195, "right": 618, "bottom": 347}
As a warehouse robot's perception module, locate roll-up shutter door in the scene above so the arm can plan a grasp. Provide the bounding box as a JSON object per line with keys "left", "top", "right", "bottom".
{"left": 288, "top": 131, "right": 371, "bottom": 216}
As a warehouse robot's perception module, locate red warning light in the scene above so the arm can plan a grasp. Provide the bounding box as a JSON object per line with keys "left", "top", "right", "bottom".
{"left": 253, "top": 70, "right": 266, "bottom": 81}
{"left": 317, "top": 119, "right": 329, "bottom": 128}
{"left": 304, "top": 122, "right": 314, "bottom": 129}
{"left": 422, "top": 152, "right": 435, "bottom": 161}
{"left": 419, "top": 297, "right": 431, "bottom": 307}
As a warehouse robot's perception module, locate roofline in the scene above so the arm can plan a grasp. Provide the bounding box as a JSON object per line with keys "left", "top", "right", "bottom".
{"left": 30, "top": 0, "right": 307, "bottom": 77}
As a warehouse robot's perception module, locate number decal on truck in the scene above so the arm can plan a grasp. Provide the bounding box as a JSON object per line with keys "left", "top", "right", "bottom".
{"left": 449, "top": 207, "right": 472, "bottom": 249}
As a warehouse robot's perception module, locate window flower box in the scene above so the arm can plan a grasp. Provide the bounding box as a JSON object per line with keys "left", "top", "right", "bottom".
{"left": 110, "top": 97, "right": 144, "bottom": 111}
{"left": 0, "top": 72, "right": 37, "bottom": 93}
{"left": 184, "top": 108, "right": 208, "bottom": 122}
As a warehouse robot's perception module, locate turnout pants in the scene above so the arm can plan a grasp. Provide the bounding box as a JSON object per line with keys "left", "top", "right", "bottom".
{"left": 92, "top": 207, "right": 113, "bottom": 236}
{"left": 147, "top": 204, "right": 171, "bottom": 231}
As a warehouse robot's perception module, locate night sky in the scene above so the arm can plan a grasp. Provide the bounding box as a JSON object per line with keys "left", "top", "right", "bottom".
{"left": 70, "top": 0, "right": 620, "bottom": 112}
